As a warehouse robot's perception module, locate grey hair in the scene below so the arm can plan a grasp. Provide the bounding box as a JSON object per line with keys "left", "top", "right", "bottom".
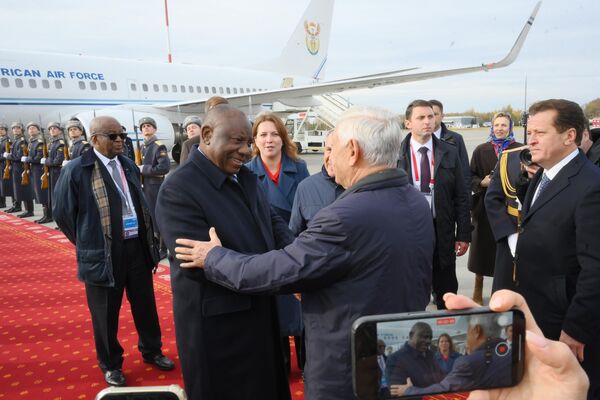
{"left": 336, "top": 106, "right": 402, "bottom": 168}
{"left": 469, "top": 314, "right": 502, "bottom": 338}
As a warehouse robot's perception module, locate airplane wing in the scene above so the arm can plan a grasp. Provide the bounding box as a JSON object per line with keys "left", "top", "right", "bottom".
{"left": 155, "top": 2, "right": 541, "bottom": 115}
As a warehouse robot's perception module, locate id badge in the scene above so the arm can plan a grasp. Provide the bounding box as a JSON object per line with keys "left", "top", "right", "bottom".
{"left": 123, "top": 214, "right": 139, "bottom": 239}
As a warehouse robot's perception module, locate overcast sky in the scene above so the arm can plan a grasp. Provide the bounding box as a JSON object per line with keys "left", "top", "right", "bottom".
{"left": 1, "top": 0, "right": 598, "bottom": 113}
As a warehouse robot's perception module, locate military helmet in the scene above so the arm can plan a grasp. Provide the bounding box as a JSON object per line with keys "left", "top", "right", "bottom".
{"left": 66, "top": 120, "right": 84, "bottom": 132}
{"left": 0, "top": 122, "right": 8, "bottom": 130}
{"left": 47, "top": 121, "right": 62, "bottom": 130}
{"left": 26, "top": 121, "right": 41, "bottom": 131}
{"left": 11, "top": 122, "right": 24, "bottom": 130}
{"left": 183, "top": 115, "right": 202, "bottom": 130}
{"left": 139, "top": 117, "right": 157, "bottom": 129}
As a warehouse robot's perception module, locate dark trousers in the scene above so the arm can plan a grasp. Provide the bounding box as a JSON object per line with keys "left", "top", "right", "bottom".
{"left": 85, "top": 238, "right": 162, "bottom": 371}
{"left": 432, "top": 242, "right": 458, "bottom": 310}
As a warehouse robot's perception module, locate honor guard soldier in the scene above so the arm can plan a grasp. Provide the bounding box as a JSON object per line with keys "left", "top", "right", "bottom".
{"left": 65, "top": 120, "right": 91, "bottom": 160}
{"left": 139, "top": 117, "right": 170, "bottom": 258}
{"left": 0, "top": 122, "right": 15, "bottom": 209}
{"left": 44, "top": 121, "right": 65, "bottom": 213}
{"left": 25, "top": 122, "right": 51, "bottom": 223}
{"left": 6, "top": 122, "right": 35, "bottom": 217}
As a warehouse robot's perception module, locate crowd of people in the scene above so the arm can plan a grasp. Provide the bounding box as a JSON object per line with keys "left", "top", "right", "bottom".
{"left": 1, "top": 96, "right": 598, "bottom": 399}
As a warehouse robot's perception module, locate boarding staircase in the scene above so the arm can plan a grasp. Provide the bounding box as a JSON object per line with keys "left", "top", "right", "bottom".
{"left": 313, "top": 93, "right": 353, "bottom": 126}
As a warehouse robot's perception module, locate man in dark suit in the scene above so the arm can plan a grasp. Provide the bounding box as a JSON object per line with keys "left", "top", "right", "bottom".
{"left": 155, "top": 105, "right": 292, "bottom": 400}
{"left": 513, "top": 99, "right": 600, "bottom": 399}
{"left": 173, "top": 105, "right": 435, "bottom": 400}
{"left": 6, "top": 122, "right": 34, "bottom": 217}
{"left": 385, "top": 322, "right": 444, "bottom": 388}
{"left": 53, "top": 116, "right": 174, "bottom": 387}
{"left": 24, "top": 122, "right": 50, "bottom": 223}
{"left": 398, "top": 100, "right": 472, "bottom": 309}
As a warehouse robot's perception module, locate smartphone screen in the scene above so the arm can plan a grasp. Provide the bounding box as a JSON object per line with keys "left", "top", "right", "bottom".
{"left": 352, "top": 308, "right": 525, "bottom": 399}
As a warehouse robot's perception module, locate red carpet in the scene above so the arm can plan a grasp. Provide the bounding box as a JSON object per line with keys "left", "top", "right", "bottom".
{"left": 0, "top": 212, "right": 304, "bottom": 400}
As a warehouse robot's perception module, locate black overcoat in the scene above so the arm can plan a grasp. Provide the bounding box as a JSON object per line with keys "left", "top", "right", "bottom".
{"left": 516, "top": 151, "right": 600, "bottom": 395}
{"left": 155, "top": 149, "right": 292, "bottom": 400}
{"left": 399, "top": 134, "right": 472, "bottom": 269}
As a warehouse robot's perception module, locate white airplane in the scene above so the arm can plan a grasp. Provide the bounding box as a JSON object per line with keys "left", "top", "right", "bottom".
{"left": 0, "top": 0, "right": 540, "bottom": 161}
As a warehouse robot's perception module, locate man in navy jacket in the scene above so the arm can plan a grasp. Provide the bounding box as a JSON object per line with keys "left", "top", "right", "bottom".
{"left": 174, "top": 106, "right": 435, "bottom": 400}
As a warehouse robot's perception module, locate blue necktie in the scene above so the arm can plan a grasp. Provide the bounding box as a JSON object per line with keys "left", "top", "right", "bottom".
{"left": 533, "top": 173, "right": 550, "bottom": 204}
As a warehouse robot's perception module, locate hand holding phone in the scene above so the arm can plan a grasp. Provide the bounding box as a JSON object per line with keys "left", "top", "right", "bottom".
{"left": 445, "top": 291, "right": 589, "bottom": 400}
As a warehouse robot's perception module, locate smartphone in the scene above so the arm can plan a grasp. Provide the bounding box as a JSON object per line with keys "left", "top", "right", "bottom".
{"left": 352, "top": 307, "right": 525, "bottom": 399}
{"left": 95, "top": 384, "right": 187, "bottom": 400}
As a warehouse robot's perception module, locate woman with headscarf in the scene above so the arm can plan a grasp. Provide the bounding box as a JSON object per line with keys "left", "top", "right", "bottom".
{"left": 468, "top": 112, "right": 523, "bottom": 304}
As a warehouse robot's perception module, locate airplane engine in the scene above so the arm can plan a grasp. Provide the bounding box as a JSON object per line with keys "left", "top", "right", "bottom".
{"left": 68, "top": 110, "right": 177, "bottom": 160}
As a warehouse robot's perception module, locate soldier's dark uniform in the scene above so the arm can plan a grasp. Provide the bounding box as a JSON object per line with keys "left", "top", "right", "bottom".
{"left": 139, "top": 117, "right": 170, "bottom": 258}
{"left": 69, "top": 137, "right": 91, "bottom": 159}
{"left": 485, "top": 145, "right": 530, "bottom": 292}
{"left": 0, "top": 123, "right": 14, "bottom": 209}
{"left": 45, "top": 122, "right": 66, "bottom": 212}
{"left": 140, "top": 133, "right": 169, "bottom": 221}
{"left": 6, "top": 123, "right": 34, "bottom": 217}
{"left": 24, "top": 122, "right": 50, "bottom": 223}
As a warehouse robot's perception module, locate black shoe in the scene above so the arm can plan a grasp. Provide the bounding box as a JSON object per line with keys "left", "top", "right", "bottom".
{"left": 35, "top": 216, "right": 53, "bottom": 224}
{"left": 104, "top": 369, "right": 126, "bottom": 387}
{"left": 5, "top": 206, "right": 21, "bottom": 213}
{"left": 143, "top": 354, "right": 175, "bottom": 371}
{"left": 17, "top": 211, "right": 34, "bottom": 218}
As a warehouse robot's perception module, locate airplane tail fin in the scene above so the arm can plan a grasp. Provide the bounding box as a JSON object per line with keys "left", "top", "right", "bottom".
{"left": 256, "top": 0, "right": 334, "bottom": 80}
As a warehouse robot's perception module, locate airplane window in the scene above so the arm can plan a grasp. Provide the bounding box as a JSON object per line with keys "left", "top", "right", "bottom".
{"left": 55, "top": 80, "right": 62, "bottom": 89}
{"left": 110, "top": 82, "right": 117, "bottom": 91}
{"left": 142, "top": 83, "right": 148, "bottom": 92}
{"left": 15, "top": 78, "right": 23, "bottom": 88}
{"left": 219, "top": 87, "right": 223, "bottom": 94}
{"left": 225, "top": 87, "right": 230, "bottom": 94}
{"left": 90, "top": 82, "right": 97, "bottom": 90}
{"left": 163, "top": 84, "right": 168, "bottom": 92}
{"left": 211, "top": 87, "right": 216, "bottom": 94}
{"left": 130, "top": 83, "right": 137, "bottom": 91}
{"left": 246, "top": 88, "right": 250, "bottom": 92}
{"left": 100, "top": 82, "right": 107, "bottom": 91}
{"left": 204, "top": 86, "right": 209, "bottom": 93}
{"left": 252, "top": 88, "right": 256, "bottom": 92}
{"left": 153, "top": 84, "right": 159, "bottom": 92}
{"left": 42, "top": 80, "right": 50, "bottom": 89}
{"left": 196, "top": 86, "right": 202, "bottom": 93}
{"left": 1, "top": 78, "right": 8, "bottom": 87}
{"left": 181, "top": 85, "right": 186, "bottom": 93}
{"left": 28, "top": 79, "right": 37, "bottom": 88}
{"left": 79, "top": 81, "right": 86, "bottom": 90}
{"left": 172, "top": 85, "right": 178, "bottom": 93}
{"left": 189, "top": 85, "right": 194, "bottom": 93}
{"left": 233, "top": 88, "right": 238, "bottom": 94}
{"left": 239, "top": 88, "right": 244, "bottom": 93}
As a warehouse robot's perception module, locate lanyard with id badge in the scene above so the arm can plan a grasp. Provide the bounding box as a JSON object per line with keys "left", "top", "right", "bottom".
{"left": 410, "top": 144, "right": 435, "bottom": 213}
{"left": 112, "top": 161, "right": 139, "bottom": 239}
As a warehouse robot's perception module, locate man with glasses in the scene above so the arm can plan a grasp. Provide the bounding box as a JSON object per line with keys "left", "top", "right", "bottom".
{"left": 53, "top": 116, "right": 174, "bottom": 387}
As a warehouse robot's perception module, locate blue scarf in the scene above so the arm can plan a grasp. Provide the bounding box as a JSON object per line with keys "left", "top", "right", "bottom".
{"left": 487, "top": 122, "right": 515, "bottom": 157}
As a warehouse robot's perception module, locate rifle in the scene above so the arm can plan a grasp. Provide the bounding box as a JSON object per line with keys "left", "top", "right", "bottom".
{"left": 3, "top": 140, "right": 11, "bottom": 180}
{"left": 41, "top": 133, "right": 49, "bottom": 190}
{"left": 131, "top": 109, "right": 144, "bottom": 184}
{"left": 21, "top": 139, "right": 30, "bottom": 186}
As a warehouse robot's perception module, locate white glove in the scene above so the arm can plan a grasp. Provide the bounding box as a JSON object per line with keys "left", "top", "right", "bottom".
{"left": 21, "top": 156, "right": 28, "bottom": 162}
{"left": 62, "top": 160, "right": 69, "bottom": 167}
{"left": 2, "top": 152, "right": 9, "bottom": 158}
{"left": 40, "top": 157, "right": 46, "bottom": 164}
{"left": 508, "top": 233, "right": 519, "bottom": 257}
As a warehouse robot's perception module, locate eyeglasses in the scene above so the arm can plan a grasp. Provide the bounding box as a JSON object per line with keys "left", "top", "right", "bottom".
{"left": 94, "top": 132, "right": 127, "bottom": 141}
